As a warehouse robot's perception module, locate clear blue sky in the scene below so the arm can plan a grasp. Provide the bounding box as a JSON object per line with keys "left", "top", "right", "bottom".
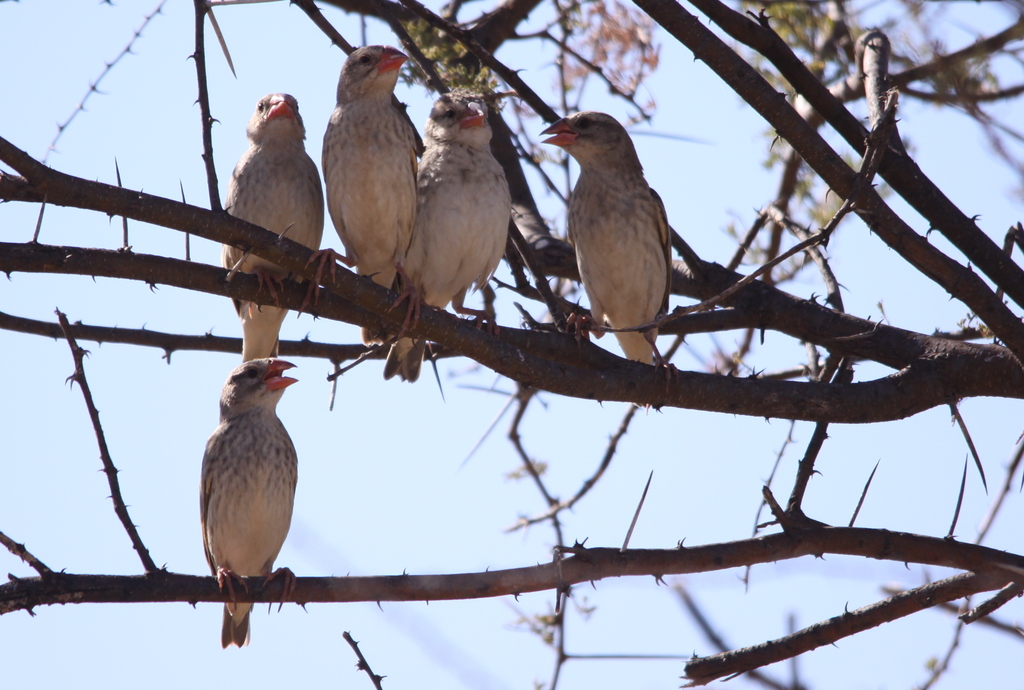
{"left": 2, "top": 1, "right": 1023, "bottom": 688}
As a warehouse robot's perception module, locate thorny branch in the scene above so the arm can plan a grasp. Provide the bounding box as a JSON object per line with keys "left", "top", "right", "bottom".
{"left": 4, "top": 528, "right": 1023, "bottom": 614}
{"left": 191, "top": 0, "right": 222, "bottom": 212}
{"left": 0, "top": 531, "right": 53, "bottom": 578}
{"left": 5, "top": 1, "right": 1024, "bottom": 683}
{"left": 343, "top": 632, "right": 386, "bottom": 690}
{"left": 684, "top": 571, "right": 992, "bottom": 686}
{"left": 55, "top": 309, "right": 159, "bottom": 574}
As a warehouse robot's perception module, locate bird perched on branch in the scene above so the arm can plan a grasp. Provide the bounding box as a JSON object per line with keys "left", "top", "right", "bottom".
{"left": 222, "top": 93, "right": 324, "bottom": 362}
{"left": 322, "top": 45, "right": 419, "bottom": 343}
{"left": 384, "top": 91, "right": 511, "bottom": 382}
{"left": 201, "top": 358, "right": 299, "bottom": 648}
{"left": 541, "top": 111, "right": 672, "bottom": 365}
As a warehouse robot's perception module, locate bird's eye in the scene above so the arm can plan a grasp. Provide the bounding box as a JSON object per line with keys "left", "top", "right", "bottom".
{"left": 577, "top": 117, "right": 591, "bottom": 129}
{"left": 445, "top": 109, "right": 456, "bottom": 119}
{"left": 256, "top": 102, "right": 264, "bottom": 111}
{"left": 360, "top": 55, "right": 372, "bottom": 65}
{"left": 245, "top": 366, "right": 259, "bottom": 379}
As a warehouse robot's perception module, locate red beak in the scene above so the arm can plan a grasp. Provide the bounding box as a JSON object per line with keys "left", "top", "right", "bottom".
{"left": 460, "top": 103, "right": 486, "bottom": 129}
{"left": 377, "top": 47, "right": 408, "bottom": 74}
{"left": 266, "top": 98, "right": 295, "bottom": 122}
{"left": 263, "top": 359, "right": 298, "bottom": 391}
{"left": 540, "top": 119, "right": 577, "bottom": 147}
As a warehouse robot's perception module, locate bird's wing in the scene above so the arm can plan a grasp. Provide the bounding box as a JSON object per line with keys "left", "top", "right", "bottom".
{"left": 199, "top": 435, "right": 222, "bottom": 576}
{"left": 649, "top": 187, "right": 674, "bottom": 316}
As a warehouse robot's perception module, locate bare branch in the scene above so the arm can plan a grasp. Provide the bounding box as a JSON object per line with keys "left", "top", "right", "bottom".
{"left": 55, "top": 310, "right": 159, "bottom": 574}
{"left": 191, "top": 0, "right": 222, "bottom": 211}
{"left": 3, "top": 528, "right": 1022, "bottom": 615}
{"left": 0, "top": 309, "right": 371, "bottom": 364}
{"left": 684, "top": 572, "right": 988, "bottom": 686}
{"left": 0, "top": 530, "right": 53, "bottom": 578}
{"left": 343, "top": 632, "right": 386, "bottom": 690}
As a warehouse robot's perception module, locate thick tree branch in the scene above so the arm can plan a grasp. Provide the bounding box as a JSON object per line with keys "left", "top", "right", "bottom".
{"left": 3, "top": 527, "right": 1021, "bottom": 615}
{"left": 1, "top": 149, "right": 1006, "bottom": 381}
{"left": 4, "top": 240, "right": 1022, "bottom": 422}
{"left": 316, "top": 0, "right": 546, "bottom": 53}
{"left": 631, "top": 0, "right": 1024, "bottom": 364}
{"left": 2, "top": 140, "right": 1022, "bottom": 418}
{"left": 683, "top": 0, "right": 1024, "bottom": 313}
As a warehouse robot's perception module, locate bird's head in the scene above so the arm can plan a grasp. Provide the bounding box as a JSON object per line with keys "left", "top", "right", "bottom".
{"left": 219, "top": 358, "right": 297, "bottom": 418}
{"left": 247, "top": 93, "right": 305, "bottom": 144}
{"left": 540, "top": 111, "right": 639, "bottom": 169}
{"left": 337, "top": 45, "right": 408, "bottom": 103}
{"left": 424, "top": 91, "right": 492, "bottom": 148}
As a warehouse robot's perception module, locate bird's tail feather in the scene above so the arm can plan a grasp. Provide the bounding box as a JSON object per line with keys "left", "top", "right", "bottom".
{"left": 615, "top": 331, "right": 654, "bottom": 365}
{"left": 384, "top": 338, "right": 426, "bottom": 382}
{"left": 221, "top": 602, "right": 251, "bottom": 648}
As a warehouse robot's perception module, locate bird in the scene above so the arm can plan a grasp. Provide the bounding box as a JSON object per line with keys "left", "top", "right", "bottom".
{"left": 384, "top": 91, "right": 511, "bottom": 382}
{"left": 322, "top": 45, "right": 419, "bottom": 343}
{"left": 222, "top": 93, "right": 324, "bottom": 362}
{"left": 541, "top": 111, "right": 672, "bottom": 365}
{"left": 200, "top": 358, "right": 299, "bottom": 648}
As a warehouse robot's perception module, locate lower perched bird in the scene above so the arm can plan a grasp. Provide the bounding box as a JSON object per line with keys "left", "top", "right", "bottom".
{"left": 201, "top": 358, "right": 299, "bottom": 648}
{"left": 222, "top": 93, "right": 324, "bottom": 361}
{"left": 384, "top": 92, "right": 510, "bottom": 382}
{"left": 541, "top": 111, "right": 672, "bottom": 365}
{"left": 322, "top": 45, "right": 419, "bottom": 343}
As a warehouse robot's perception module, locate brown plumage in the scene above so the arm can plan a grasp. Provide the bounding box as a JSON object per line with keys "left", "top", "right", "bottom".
{"left": 384, "top": 92, "right": 510, "bottom": 382}
{"left": 201, "top": 358, "right": 298, "bottom": 648}
{"left": 222, "top": 93, "right": 324, "bottom": 361}
{"left": 541, "top": 111, "right": 672, "bottom": 364}
{"left": 322, "top": 45, "right": 419, "bottom": 344}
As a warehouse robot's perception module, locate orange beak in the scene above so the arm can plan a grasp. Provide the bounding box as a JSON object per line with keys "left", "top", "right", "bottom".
{"left": 266, "top": 98, "right": 295, "bottom": 122}
{"left": 377, "top": 47, "right": 408, "bottom": 74}
{"left": 263, "top": 359, "right": 298, "bottom": 391}
{"left": 540, "top": 119, "right": 577, "bottom": 147}
{"left": 460, "top": 103, "right": 486, "bottom": 129}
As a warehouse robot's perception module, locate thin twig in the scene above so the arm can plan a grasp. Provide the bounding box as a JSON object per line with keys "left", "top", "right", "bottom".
{"left": 785, "top": 360, "right": 853, "bottom": 517}
{"left": 372, "top": 0, "right": 448, "bottom": 94}
{"left": 507, "top": 218, "right": 568, "bottom": 331}
{"left": 0, "top": 530, "right": 53, "bottom": 577}
{"left": 727, "top": 208, "right": 768, "bottom": 271}
{"left": 55, "top": 309, "right": 159, "bottom": 573}
{"left": 674, "top": 585, "right": 795, "bottom": 690}
{"left": 191, "top": 0, "right": 222, "bottom": 211}
{"left": 44, "top": 0, "right": 168, "bottom": 163}
{"left": 394, "top": 0, "right": 559, "bottom": 121}
{"left": 506, "top": 404, "right": 638, "bottom": 531}
{"left": 915, "top": 617, "right": 964, "bottom": 690}
{"left": 342, "top": 631, "right": 386, "bottom": 690}
{"left": 958, "top": 581, "right": 1024, "bottom": 626}
{"left": 976, "top": 438, "right": 1024, "bottom": 544}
